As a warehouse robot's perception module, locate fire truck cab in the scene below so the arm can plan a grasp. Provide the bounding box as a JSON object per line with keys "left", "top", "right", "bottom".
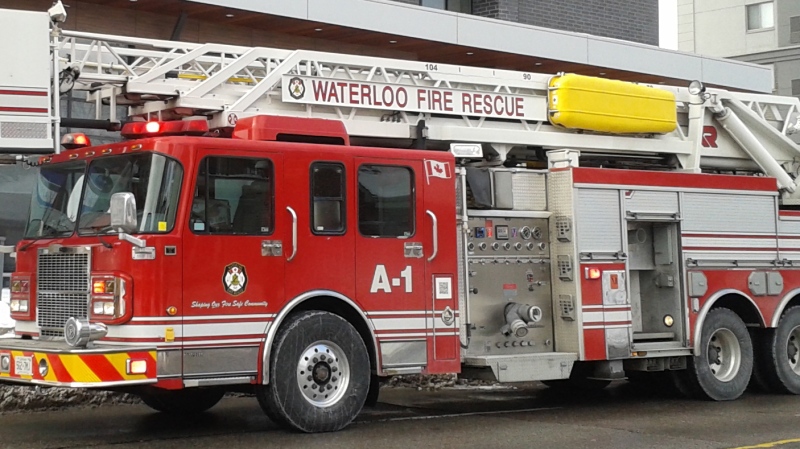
{"left": 8, "top": 115, "right": 459, "bottom": 432}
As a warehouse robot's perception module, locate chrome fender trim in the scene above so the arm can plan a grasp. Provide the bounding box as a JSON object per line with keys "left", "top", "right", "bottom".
{"left": 770, "top": 288, "right": 800, "bottom": 328}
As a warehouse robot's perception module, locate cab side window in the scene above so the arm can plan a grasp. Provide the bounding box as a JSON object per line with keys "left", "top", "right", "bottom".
{"left": 358, "top": 165, "right": 414, "bottom": 237}
{"left": 191, "top": 157, "right": 273, "bottom": 235}
{"left": 311, "top": 162, "right": 345, "bottom": 235}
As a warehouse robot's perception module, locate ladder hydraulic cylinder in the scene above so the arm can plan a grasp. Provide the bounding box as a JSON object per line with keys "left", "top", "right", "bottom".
{"left": 714, "top": 107, "right": 797, "bottom": 193}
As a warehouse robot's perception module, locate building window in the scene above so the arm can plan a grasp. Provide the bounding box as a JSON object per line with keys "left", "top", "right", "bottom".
{"left": 791, "top": 16, "right": 800, "bottom": 44}
{"left": 358, "top": 165, "right": 414, "bottom": 238}
{"left": 793, "top": 79, "right": 800, "bottom": 98}
{"left": 746, "top": 2, "right": 774, "bottom": 31}
{"left": 420, "top": 0, "right": 471, "bottom": 13}
{"left": 191, "top": 157, "right": 273, "bottom": 235}
{"left": 311, "top": 162, "right": 346, "bottom": 235}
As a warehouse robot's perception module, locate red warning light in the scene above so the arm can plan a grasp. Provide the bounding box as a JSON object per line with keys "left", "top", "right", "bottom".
{"left": 120, "top": 119, "right": 209, "bottom": 139}
{"left": 145, "top": 121, "right": 161, "bottom": 133}
{"left": 61, "top": 133, "right": 91, "bottom": 150}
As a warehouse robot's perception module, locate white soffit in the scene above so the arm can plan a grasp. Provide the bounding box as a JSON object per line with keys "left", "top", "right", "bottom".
{"left": 189, "top": 0, "right": 774, "bottom": 93}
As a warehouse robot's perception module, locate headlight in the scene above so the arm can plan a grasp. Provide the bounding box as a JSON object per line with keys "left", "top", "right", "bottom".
{"left": 10, "top": 300, "right": 28, "bottom": 313}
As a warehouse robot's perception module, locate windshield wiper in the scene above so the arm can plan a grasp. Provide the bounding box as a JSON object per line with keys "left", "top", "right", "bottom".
{"left": 18, "top": 226, "right": 67, "bottom": 252}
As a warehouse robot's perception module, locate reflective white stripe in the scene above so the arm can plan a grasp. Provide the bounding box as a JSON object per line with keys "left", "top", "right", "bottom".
{"left": 101, "top": 338, "right": 264, "bottom": 347}
{"left": 0, "top": 93, "right": 48, "bottom": 110}
{"left": 366, "top": 311, "right": 428, "bottom": 316}
{"left": 584, "top": 324, "right": 631, "bottom": 330}
{"left": 584, "top": 311, "right": 603, "bottom": 322}
{"left": 377, "top": 333, "right": 427, "bottom": 338}
{"left": 106, "top": 322, "right": 270, "bottom": 339}
{"left": 583, "top": 311, "right": 631, "bottom": 323}
{"left": 183, "top": 321, "right": 269, "bottom": 338}
{"left": 131, "top": 314, "right": 275, "bottom": 322}
{"left": 605, "top": 310, "right": 632, "bottom": 322}
{"left": 372, "top": 317, "right": 427, "bottom": 330}
{"left": 683, "top": 237, "right": 776, "bottom": 248}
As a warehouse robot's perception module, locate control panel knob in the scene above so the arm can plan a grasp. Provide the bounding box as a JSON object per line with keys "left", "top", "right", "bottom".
{"left": 515, "top": 242, "right": 523, "bottom": 250}
{"left": 467, "top": 242, "right": 475, "bottom": 251}
{"left": 492, "top": 242, "right": 500, "bottom": 251}
{"left": 479, "top": 242, "right": 487, "bottom": 251}
{"left": 526, "top": 242, "right": 535, "bottom": 250}
{"left": 470, "top": 288, "right": 478, "bottom": 294}
{"left": 538, "top": 242, "right": 547, "bottom": 250}
{"left": 503, "top": 242, "right": 511, "bottom": 250}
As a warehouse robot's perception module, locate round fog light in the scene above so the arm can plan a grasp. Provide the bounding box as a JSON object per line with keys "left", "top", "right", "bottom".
{"left": 664, "top": 315, "right": 675, "bottom": 327}
{"left": 0, "top": 355, "right": 9, "bottom": 372}
{"left": 38, "top": 358, "right": 49, "bottom": 377}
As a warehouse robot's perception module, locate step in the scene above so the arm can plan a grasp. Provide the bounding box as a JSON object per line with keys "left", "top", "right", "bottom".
{"left": 463, "top": 352, "right": 578, "bottom": 383}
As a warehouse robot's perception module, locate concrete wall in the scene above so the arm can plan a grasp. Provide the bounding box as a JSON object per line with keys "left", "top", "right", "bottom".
{"left": 777, "top": 0, "right": 800, "bottom": 48}
{"left": 466, "top": 0, "right": 659, "bottom": 45}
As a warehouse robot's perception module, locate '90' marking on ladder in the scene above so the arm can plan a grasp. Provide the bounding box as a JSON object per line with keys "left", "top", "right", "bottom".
{"left": 371, "top": 265, "right": 412, "bottom": 293}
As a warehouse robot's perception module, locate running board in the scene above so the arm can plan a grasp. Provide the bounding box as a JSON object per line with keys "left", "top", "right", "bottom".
{"left": 463, "top": 353, "right": 577, "bottom": 382}
{"left": 183, "top": 376, "right": 254, "bottom": 387}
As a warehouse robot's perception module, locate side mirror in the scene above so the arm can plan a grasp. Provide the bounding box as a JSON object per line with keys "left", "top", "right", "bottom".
{"left": 110, "top": 192, "right": 137, "bottom": 233}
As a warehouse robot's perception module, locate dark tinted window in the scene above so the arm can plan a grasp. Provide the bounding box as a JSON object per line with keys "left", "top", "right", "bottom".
{"left": 191, "top": 157, "right": 273, "bottom": 235}
{"left": 358, "top": 165, "right": 414, "bottom": 237}
{"left": 311, "top": 162, "right": 345, "bottom": 235}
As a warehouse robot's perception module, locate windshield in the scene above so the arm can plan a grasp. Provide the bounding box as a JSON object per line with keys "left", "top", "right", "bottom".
{"left": 25, "top": 153, "right": 183, "bottom": 238}
{"left": 25, "top": 160, "right": 86, "bottom": 238}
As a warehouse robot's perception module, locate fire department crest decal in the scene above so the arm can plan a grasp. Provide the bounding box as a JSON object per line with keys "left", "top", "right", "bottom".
{"left": 223, "top": 262, "right": 248, "bottom": 296}
{"left": 288, "top": 77, "right": 305, "bottom": 100}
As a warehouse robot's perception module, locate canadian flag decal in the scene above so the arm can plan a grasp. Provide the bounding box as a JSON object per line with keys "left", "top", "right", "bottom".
{"left": 424, "top": 159, "right": 452, "bottom": 184}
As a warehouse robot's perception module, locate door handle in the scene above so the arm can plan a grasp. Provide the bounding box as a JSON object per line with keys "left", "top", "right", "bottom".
{"left": 286, "top": 206, "right": 297, "bottom": 262}
{"left": 426, "top": 210, "right": 438, "bottom": 262}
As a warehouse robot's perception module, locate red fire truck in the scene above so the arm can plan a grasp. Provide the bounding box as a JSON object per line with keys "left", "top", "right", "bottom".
{"left": 3, "top": 3, "right": 800, "bottom": 433}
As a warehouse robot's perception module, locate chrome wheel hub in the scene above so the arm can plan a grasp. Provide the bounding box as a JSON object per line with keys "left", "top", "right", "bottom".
{"left": 706, "top": 328, "right": 741, "bottom": 382}
{"left": 296, "top": 341, "right": 350, "bottom": 407}
{"left": 787, "top": 325, "right": 800, "bottom": 374}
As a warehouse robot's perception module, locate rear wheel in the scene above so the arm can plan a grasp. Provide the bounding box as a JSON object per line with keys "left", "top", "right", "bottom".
{"left": 139, "top": 387, "right": 224, "bottom": 414}
{"left": 753, "top": 307, "right": 800, "bottom": 394}
{"left": 675, "top": 308, "right": 752, "bottom": 401}
{"left": 256, "top": 311, "right": 370, "bottom": 433}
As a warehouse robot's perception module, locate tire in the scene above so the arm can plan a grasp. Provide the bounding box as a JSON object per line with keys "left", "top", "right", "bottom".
{"left": 679, "top": 307, "right": 753, "bottom": 401}
{"left": 139, "top": 387, "right": 224, "bottom": 414}
{"left": 256, "top": 311, "right": 370, "bottom": 433}
{"left": 752, "top": 306, "right": 800, "bottom": 394}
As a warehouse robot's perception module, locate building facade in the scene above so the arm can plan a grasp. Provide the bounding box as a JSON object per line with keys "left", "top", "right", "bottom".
{"left": 678, "top": 0, "right": 800, "bottom": 99}
{"left": 397, "top": 0, "right": 659, "bottom": 45}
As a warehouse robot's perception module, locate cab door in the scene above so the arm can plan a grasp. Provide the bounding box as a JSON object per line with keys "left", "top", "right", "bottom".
{"left": 354, "top": 157, "right": 458, "bottom": 374}
{"left": 181, "top": 151, "right": 284, "bottom": 379}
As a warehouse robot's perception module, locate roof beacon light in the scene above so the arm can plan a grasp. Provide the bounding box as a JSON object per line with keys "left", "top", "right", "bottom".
{"left": 61, "top": 133, "right": 91, "bottom": 150}
{"left": 121, "top": 119, "right": 209, "bottom": 139}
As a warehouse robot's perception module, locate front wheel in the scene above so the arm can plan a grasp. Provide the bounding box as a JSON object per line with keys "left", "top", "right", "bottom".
{"left": 675, "top": 307, "right": 753, "bottom": 401}
{"left": 753, "top": 306, "right": 800, "bottom": 394}
{"left": 256, "top": 311, "right": 370, "bottom": 433}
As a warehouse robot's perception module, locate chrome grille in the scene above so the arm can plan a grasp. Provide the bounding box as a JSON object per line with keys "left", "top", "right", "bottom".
{"left": 37, "top": 250, "right": 90, "bottom": 337}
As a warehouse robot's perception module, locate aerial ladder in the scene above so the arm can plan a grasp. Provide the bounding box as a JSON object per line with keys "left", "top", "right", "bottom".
{"left": 4, "top": 3, "right": 800, "bottom": 202}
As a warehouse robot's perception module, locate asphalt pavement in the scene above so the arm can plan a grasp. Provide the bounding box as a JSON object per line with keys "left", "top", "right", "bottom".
{"left": 1, "top": 382, "right": 800, "bottom": 449}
